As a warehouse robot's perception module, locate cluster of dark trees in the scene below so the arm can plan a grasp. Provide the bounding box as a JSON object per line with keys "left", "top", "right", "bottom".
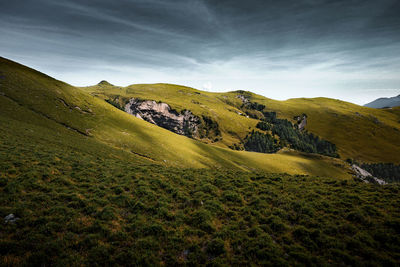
{"left": 268, "top": 115, "right": 338, "bottom": 157}
{"left": 243, "top": 130, "right": 280, "bottom": 153}
{"left": 256, "top": 121, "right": 272, "bottom": 131}
{"left": 361, "top": 163, "right": 400, "bottom": 183}
{"left": 242, "top": 110, "right": 338, "bottom": 157}
{"left": 263, "top": 111, "right": 278, "bottom": 123}
{"left": 239, "top": 100, "right": 266, "bottom": 119}
{"left": 243, "top": 102, "right": 265, "bottom": 111}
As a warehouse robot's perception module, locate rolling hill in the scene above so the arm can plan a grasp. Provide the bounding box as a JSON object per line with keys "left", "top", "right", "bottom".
{"left": 0, "top": 57, "right": 350, "bottom": 178}
{"left": 83, "top": 81, "right": 400, "bottom": 164}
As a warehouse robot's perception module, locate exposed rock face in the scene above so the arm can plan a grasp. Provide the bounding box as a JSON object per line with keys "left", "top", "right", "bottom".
{"left": 236, "top": 94, "right": 250, "bottom": 104}
{"left": 352, "top": 164, "right": 387, "bottom": 185}
{"left": 4, "top": 214, "right": 19, "bottom": 224}
{"left": 294, "top": 114, "right": 307, "bottom": 130}
{"left": 298, "top": 114, "right": 307, "bottom": 130}
{"left": 125, "top": 98, "right": 200, "bottom": 137}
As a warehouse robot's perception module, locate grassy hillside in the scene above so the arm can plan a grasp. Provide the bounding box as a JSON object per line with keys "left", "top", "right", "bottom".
{"left": 84, "top": 83, "right": 400, "bottom": 164}
{"left": 0, "top": 57, "right": 350, "bottom": 178}
{"left": 248, "top": 95, "right": 400, "bottom": 164}
{"left": 387, "top": 106, "right": 400, "bottom": 119}
{"left": 2, "top": 121, "right": 400, "bottom": 265}
{"left": 82, "top": 82, "right": 259, "bottom": 147}
{"left": 1, "top": 57, "right": 400, "bottom": 266}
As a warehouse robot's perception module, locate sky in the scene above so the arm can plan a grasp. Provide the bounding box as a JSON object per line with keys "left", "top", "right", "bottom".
{"left": 1, "top": 0, "right": 400, "bottom": 105}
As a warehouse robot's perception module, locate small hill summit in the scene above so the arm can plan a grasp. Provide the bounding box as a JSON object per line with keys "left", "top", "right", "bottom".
{"left": 97, "top": 80, "right": 113, "bottom": 86}
{"left": 364, "top": 94, "right": 400, "bottom": 108}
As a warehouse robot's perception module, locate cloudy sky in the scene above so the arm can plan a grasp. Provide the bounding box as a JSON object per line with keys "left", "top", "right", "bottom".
{"left": 1, "top": 0, "right": 400, "bottom": 104}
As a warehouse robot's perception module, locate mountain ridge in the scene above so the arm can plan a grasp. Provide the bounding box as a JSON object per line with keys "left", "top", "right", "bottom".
{"left": 364, "top": 94, "right": 400, "bottom": 108}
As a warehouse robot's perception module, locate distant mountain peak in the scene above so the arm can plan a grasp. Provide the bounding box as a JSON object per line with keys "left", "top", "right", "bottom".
{"left": 364, "top": 94, "right": 400, "bottom": 109}
{"left": 98, "top": 80, "right": 113, "bottom": 86}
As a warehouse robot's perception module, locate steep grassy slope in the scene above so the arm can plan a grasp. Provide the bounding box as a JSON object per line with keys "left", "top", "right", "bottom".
{"left": 0, "top": 57, "right": 349, "bottom": 178}
{"left": 83, "top": 82, "right": 258, "bottom": 147}
{"left": 84, "top": 83, "right": 400, "bottom": 164}
{"left": 2, "top": 125, "right": 400, "bottom": 265}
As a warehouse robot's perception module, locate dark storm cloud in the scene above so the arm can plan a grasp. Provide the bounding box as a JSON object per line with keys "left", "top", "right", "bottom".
{"left": 1, "top": 0, "right": 399, "bottom": 103}
{"left": 0, "top": 0, "right": 228, "bottom": 66}
{"left": 2, "top": 0, "right": 398, "bottom": 64}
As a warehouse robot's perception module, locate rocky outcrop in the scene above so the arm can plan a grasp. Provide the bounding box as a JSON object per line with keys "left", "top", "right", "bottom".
{"left": 295, "top": 114, "right": 307, "bottom": 130}
{"left": 124, "top": 98, "right": 200, "bottom": 137}
{"left": 352, "top": 164, "right": 387, "bottom": 185}
{"left": 4, "top": 214, "right": 19, "bottom": 224}
{"left": 236, "top": 94, "right": 250, "bottom": 104}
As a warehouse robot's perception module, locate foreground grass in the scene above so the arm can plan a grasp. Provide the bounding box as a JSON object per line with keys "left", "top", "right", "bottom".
{"left": 1, "top": 126, "right": 400, "bottom": 266}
